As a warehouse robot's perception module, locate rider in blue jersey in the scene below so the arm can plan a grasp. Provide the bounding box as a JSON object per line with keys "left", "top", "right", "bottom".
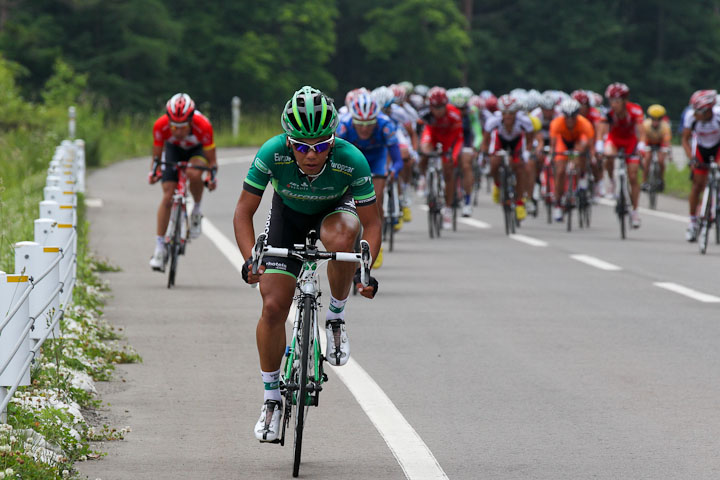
{"left": 336, "top": 90, "right": 403, "bottom": 268}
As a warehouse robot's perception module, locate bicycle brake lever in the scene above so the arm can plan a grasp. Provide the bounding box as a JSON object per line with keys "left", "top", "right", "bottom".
{"left": 359, "top": 240, "right": 370, "bottom": 287}
{"left": 252, "top": 234, "right": 267, "bottom": 275}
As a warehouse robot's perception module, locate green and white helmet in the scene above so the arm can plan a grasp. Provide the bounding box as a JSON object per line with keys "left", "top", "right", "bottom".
{"left": 281, "top": 86, "right": 338, "bottom": 139}
{"left": 447, "top": 87, "right": 474, "bottom": 108}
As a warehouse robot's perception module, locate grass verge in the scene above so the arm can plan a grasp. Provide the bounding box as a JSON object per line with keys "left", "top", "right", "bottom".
{"left": 0, "top": 193, "right": 141, "bottom": 479}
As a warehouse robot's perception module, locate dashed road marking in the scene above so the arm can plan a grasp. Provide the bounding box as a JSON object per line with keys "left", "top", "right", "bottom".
{"left": 653, "top": 282, "right": 720, "bottom": 303}
{"left": 509, "top": 234, "right": 548, "bottom": 247}
{"left": 459, "top": 218, "right": 491, "bottom": 229}
{"left": 570, "top": 254, "right": 622, "bottom": 271}
{"left": 202, "top": 216, "right": 449, "bottom": 480}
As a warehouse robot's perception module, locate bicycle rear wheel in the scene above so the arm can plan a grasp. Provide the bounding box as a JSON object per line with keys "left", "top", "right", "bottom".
{"left": 293, "top": 296, "right": 313, "bottom": 477}
{"left": 167, "top": 205, "right": 183, "bottom": 288}
{"left": 648, "top": 160, "right": 659, "bottom": 210}
{"left": 699, "top": 185, "right": 714, "bottom": 254}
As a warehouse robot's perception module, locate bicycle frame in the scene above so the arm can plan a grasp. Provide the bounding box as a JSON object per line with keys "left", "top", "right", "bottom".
{"left": 251, "top": 233, "right": 370, "bottom": 477}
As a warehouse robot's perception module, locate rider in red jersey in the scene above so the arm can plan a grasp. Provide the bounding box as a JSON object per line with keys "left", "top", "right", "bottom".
{"left": 419, "top": 86, "right": 465, "bottom": 228}
{"left": 600, "top": 82, "right": 644, "bottom": 228}
{"left": 148, "top": 93, "right": 217, "bottom": 270}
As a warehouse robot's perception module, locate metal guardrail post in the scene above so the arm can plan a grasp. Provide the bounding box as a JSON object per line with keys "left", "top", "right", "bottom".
{"left": 232, "top": 96, "right": 241, "bottom": 138}
{"left": 0, "top": 272, "right": 31, "bottom": 422}
{"left": 74, "top": 140, "right": 86, "bottom": 194}
{"left": 15, "top": 242, "right": 61, "bottom": 344}
{"left": 68, "top": 106, "right": 76, "bottom": 140}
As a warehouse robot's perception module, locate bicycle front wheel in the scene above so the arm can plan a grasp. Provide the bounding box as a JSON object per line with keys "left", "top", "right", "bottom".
{"left": 293, "top": 295, "right": 313, "bottom": 477}
{"left": 168, "top": 204, "right": 183, "bottom": 288}
{"left": 617, "top": 178, "right": 626, "bottom": 240}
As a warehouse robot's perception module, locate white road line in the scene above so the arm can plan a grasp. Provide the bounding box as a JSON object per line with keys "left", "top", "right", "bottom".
{"left": 218, "top": 155, "right": 254, "bottom": 166}
{"left": 458, "top": 218, "right": 491, "bottom": 229}
{"left": 509, "top": 234, "right": 548, "bottom": 247}
{"left": 596, "top": 198, "right": 686, "bottom": 223}
{"left": 653, "top": 282, "right": 720, "bottom": 303}
{"left": 202, "top": 216, "right": 449, "bottom": 480}
{"left": 84, "top": 198, "right": 103, "bottom": 208}
{"left": 418, "top": 206, "right": 491, "bottom": 229}
{"left": 570, "top": 254, "right": 622, "bottom": 271}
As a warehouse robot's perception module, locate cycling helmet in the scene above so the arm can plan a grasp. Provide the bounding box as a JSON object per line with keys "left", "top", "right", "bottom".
{"left": 559, "top": 98, "right": 581, "bottom": 117}
{"left": 605, "top": 82, "right": 630, "bottom": 99}
{"left": 166, "top": 93, "right": 195, "bottom": 123}
{"left": 539, "top": 92, "right": 556, "bottom": 110}
{"left": 498, "top": 94, "right": 521, "bottom": 113}
{"left": 427, "top": 86, "right": 449, "bottom": 106}
{"left": 691, "top": 90, "right": 717, "bottom": 111}
{"left": 485, "top": 94, "right": 498, "bottom": 112}
{"left": 414, "top": 84, "right": 429, "bottom": 97}
{"left": 408, "top": 93, "right": 424, "bottom": 110}
{"left": 350, "top": 91, "right": 379, "bottom": 121}
{"left": 468, "top": 95, "right": 485, "bottom": 111}
{"left": 281, "top": 85, "right": 339, "bottom": 139}
{"left": 398, "top": 81, "right": 414, "bottom": 95}
{"left": 480, "top": 90, "right": 494, "bottom": 99}
{"left": 525, "top": 90, "right": 542, "bottom": 110}
{"left": 448, "top": 87, "right": 473, "bottom": 108}
{"left": 591, "top": 92, "right": 603, "bottom": 108}
{"left": 647, "top": 104, "right": 666, "bottom": 119}
{"left": 571, "top": 90, "right": 590, "bottom": 106}
{"left": 372, "top": 86, "right": 395, "bottom": 109}
{"left": 390, "top": 84, "right": 406, "bottom": 103}
{"left": 511, "top": 90, "right": 528, "bottom": 109}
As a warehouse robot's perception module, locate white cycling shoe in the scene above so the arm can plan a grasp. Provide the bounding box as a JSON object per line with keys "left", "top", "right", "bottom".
{"left": 189, "top": 212, "right": 203, "bottom": 239}
{"left": 254, "top": 399, "right": 282, "bottom": 442}
{"left": 631, "top": 210, "right": 641, "bottom": 229}
{"left": 461, "top": 204, "right": 472, "bottom": 217}
{"left": 553, "top": 206, "right": 564, "bottom": 222}
{"left": 149, "top": 245, "right": 165, "bottom": 271}
{"left": 325, "top": 319, "right": 350, "bottom": 366}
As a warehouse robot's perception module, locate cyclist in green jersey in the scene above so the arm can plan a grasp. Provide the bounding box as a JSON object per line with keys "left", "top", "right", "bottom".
{"left": 232, "top": 86, "right": 381, "bottom": 443}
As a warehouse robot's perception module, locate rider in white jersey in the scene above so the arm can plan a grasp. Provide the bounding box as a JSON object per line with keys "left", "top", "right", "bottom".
{"left": 681, "top": 90, "right": 720, "bottom": 241}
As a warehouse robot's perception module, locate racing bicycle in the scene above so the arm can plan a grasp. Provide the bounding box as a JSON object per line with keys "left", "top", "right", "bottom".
{"left": 383, "top": 173, "right": 401, "bottom": 251}
{"left": 426, "top": 147, "right": 446, "bottom": 238}
{"left": 497, "top": 149, "right": 518, "bottom": 235}
{"left": 154, "top": 160, "right": 215, "bottom": 288}
{"left": 612, "top": 149, "right": 632, "bottom": 240}
{"left": 251, "top": 231, "right": 371, "bottom": 477}
{"left": 698, "top": 160, "right": 720, "bottom": 254}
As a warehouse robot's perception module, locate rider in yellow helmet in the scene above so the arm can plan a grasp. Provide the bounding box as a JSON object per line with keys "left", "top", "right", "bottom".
{"left": 640, "top": 104, "right": 671, "bottom": 191}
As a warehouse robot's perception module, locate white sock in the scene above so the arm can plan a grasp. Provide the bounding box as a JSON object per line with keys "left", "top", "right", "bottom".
{"left": 156, "top": 236, "right": 164, "bottom": 248}
{"left": 262, "top": 369, "right": 282, "bottom": 402}
{"left": 326, "top": 295, "right": 348, "bottom": 322}
{"left": 192, "top": 202, "right": 202, "bottom": 215}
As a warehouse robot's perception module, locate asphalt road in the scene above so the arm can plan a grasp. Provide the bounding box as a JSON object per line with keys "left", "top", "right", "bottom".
{"left": 77, "top": 147, "right": 720, "bottom": 480}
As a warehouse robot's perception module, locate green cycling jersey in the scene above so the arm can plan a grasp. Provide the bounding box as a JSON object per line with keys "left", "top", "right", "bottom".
{"left": 468, "top": 108, "right": 483, "bottom": 150}
{"left": 243, "top": 134, "right": 377, "bottom": 215}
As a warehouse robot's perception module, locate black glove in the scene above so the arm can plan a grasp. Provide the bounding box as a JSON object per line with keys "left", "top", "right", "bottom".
{"left": 242, "top": 257, "right": 253, "bottom": 284}
{"left": 354, "top": 268, "right": 378, "bottom": 298}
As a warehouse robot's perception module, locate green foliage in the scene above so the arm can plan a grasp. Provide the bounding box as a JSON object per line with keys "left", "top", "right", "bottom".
{"left": 0, "top": 0, "right": 719, "bottom": 118}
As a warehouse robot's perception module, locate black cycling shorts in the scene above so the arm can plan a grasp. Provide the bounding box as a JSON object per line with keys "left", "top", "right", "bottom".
{"left": 262, "top": 191, "right": 358, "bottom": 278}
{"left": 161, "top": 142, "right": 206, "bottom": 183}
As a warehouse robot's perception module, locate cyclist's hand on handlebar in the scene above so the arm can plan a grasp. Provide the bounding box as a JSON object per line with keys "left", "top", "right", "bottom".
{"left": 148, "top": 170, "right": 160, "bottom": 185}
{"left": 353, "top": 268, "right": 378, "bottom": 299}
{"left": 242, "top": 257, "right": 265, "bottom": 284}
{"left": 204, "top": 167, "right": 218, "bottom": 191}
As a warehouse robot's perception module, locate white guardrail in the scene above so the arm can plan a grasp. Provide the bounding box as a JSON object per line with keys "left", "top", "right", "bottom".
{"left": 0, "top": 133, "right": 85, "bottom": 422}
